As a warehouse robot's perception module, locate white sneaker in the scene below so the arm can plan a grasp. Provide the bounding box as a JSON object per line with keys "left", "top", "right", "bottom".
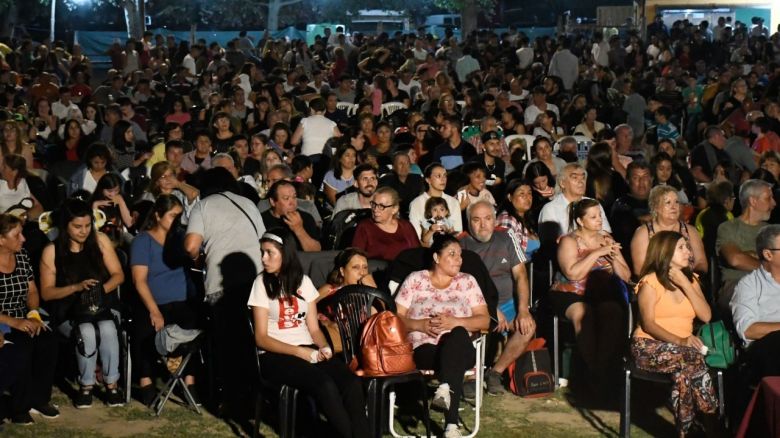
{"left": 444, "top": 423, "right": 462, "bottom": 438}
{"left": 431, "top": 383, "right": 451, "bottom": 411}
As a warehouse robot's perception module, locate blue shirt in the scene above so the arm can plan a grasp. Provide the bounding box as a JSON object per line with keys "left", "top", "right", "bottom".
{"left": 730, "top": 266, "right": 780, "bottom": 345}
{"left": 130, "top": 232, "right": 188, "bottom": 305}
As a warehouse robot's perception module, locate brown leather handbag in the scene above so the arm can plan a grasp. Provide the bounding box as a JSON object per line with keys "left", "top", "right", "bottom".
{"left": 358, "top": 311, "right": 416, "bottom": 377}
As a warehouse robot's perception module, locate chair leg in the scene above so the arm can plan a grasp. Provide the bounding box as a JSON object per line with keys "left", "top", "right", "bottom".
{"left": 717, "top": 370, "right": 726, "bottom": 426}
{"left": 553, "top": 315, "right": 559, "bottom": 389}
{"left": 367, "top": 379, "right": 381, "bottom": 438}
{"left": 279, "top": 387, "right": 290, "bottom": 438}
{"left": 253, "top": 392, "right": 263, "bottom": 438}
{"left": 620, "top": 368, "right": 631, "bottom": 438}
{"left": 289, "top": 388, "right": 298, "bottom": 438}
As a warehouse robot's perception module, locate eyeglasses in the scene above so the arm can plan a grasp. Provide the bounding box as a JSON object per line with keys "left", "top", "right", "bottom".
{"left": 370, "top": 201, "right": 396, "bottom": 211}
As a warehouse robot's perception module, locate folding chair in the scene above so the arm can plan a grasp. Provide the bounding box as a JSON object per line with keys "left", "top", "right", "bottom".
{"left": 151, "top": 332, "right": 204, "bottom": 416}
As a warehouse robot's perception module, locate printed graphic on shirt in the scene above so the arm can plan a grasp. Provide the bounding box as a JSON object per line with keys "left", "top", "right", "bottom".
{"left": 277, "top": 296, "right": 307, "bottom": 330}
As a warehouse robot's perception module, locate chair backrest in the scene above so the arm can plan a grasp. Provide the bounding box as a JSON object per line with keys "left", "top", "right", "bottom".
{"left": 504, "top": 134, "right": 533, "bottom": 161}
{"left": 519, "top": 134, "right": 537, "bottom": 160}
{"left": 381, "top": 102, "right": 407, "bottom": 118}
{"left": 325, "top": 208, "right": 372, "bottom": 250}
{"left": 317, "top": 285, "right": 395, "bottom": 364}
{"left": 336, "top": 101, "right": 357, "bottom": 116}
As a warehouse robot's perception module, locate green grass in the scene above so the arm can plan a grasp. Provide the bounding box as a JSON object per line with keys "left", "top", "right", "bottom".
{"left": 2, "top": 385, "right": 669, "bottom": 437}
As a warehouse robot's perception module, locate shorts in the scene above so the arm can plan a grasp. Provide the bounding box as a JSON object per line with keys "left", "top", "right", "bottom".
{"left": 549, "top": 290, "right": 587, "bottom": 318}
{"left": 498, "top": 299, "right": 517, "bottom": 322}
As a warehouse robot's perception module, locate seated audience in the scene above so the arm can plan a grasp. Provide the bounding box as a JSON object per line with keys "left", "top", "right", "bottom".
{"left": 331, "top": 163, "right": 377, "bottom": 217}
{"left": 461, "top": 201, "right": 535, "bottom": 396}
{"left": 378, "top": 150, "right": 424, "bottom": 217}
{"left": 610, "top": 162, "right": 652, "bottom": 265}
{"left": 0, "top": 214, "right": 59, "bottom": 424}
{"left": 395, "top": 234, "right": 490, "bottom": 437}
{"left": 496, "top": 179, "right": 540, "bottom": 259}
{"left": 550, "top": 199, "right": 631, "bottom": 387}
{"left": 632, "top": 231, "right": 718, "bottom": 435}
{"left": 731, "top": 225, "right": 780, "bottom": 384}
{"left": 631, "top": 185, "right": 707, "bottom": 276}
{"left": 352, "top": 187, "right": 419, "bottom": 261}
{"left": 249, "top": 229, "right": 369, "bottom": 438}
{"left": 40, "top": 198, "right": 126, "bottom": 408}
{"left": 261, "top": 180, "right": 321, "bottom": 252}
{"left": 716, "top": 179, "right": 775, "bottom": 311}
{"left": 130, "top": 195, "right": 199, "bottom": 406}
{"left": 409, "top": 162, "right": 463, "bottom": 238}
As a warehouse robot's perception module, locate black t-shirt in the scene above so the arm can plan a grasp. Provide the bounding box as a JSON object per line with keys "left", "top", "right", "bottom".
{"left": 378, "top": 173, "right": 424, "bottom": 217}
{"left": 433, "top": 139, "right": 477, "bottom": 170}
{"left": 609, "top": 195, "right": 650, "bottom": 266}
{"left": 260, "top": 209, "right": 320, "bottom": 250}
{"left": 690, "top": 141, "right": 732, "bottom": 179}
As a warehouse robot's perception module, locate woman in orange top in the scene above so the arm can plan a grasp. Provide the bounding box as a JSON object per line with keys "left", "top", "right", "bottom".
{"left": 632, "top": 230, "right": 718, "bottom": 437}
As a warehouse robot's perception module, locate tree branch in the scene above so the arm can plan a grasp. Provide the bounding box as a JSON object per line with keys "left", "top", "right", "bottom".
{"left": 279, "top": 0, "right": 301, "bottom": 7}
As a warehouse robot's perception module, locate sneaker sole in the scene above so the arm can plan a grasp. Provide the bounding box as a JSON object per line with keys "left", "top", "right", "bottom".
{"left": 75, "top": 404, "right": 92, "bottom": 409}
{"left": 107, "top": 402, "right": 125, "bottom": 407}
{"left": 29, "top": 408, "right": 60, "bottom": 419}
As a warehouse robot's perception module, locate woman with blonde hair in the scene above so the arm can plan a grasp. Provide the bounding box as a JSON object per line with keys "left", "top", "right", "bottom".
{"left": 0, "top": 120, "right": 35, "bottom": 168}
{"left": 631, "top": 185, "right": 707, "bottom": 276}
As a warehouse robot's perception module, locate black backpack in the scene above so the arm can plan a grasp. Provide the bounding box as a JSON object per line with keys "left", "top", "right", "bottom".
{"left": 507, "top": 338, "right": 555, "bottom": 398}
{"left": 325, "top": 208, "right": 372, "bottom": 250}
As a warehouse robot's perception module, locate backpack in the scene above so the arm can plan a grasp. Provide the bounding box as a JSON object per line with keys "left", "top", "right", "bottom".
{"left": 697, "top": 320, "right": 736, "bottom": 369}
{"left": 507, "top": 338, "right": 554, "bottom": 397}
{"left": 357, "top": 311, "right": 416, "bottom": 377}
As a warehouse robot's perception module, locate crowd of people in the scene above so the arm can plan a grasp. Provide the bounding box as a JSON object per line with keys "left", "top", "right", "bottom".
{"left": 0, "top": 13, "right": 778, "bottom": 437}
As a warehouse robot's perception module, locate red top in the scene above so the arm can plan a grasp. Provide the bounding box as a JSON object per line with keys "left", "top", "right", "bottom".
{"left": 352, "top": 218, "right": 419, "bottom": 261}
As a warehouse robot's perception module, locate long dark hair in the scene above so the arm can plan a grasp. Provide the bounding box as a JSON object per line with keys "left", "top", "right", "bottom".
{"left": 585, "top": 142, "right": 613, "bottom": 202}
{"left": 568, "top": 198, "right": 601, "bottom": 231}
{"left": 261, "top": 228, "right": 304, "bottom": 301}
{"left": 331, "top": 144, "right": 357, "bottom": 179}
{"left": 326, "top": 247, "right": 368, "bottom": 287}
{"left": 640, "top": 230, "right": 693, "bottom": 291}
{"left": 142, "top": 194, "right": 183, "bottom": 231}
{"left": 89, "top": 173, "right": 124, "bottom": 204}
{"left": 111, "top": 119, "right": 134, "bottom": 152}
{"left": 500, "top": 178, "right": 535, "bottom": 231}
{"left": 650, "top": 152, "right": 683, "bottom": 190}
{"left": 53, "top": 198, "right": 109, "bottom": 285}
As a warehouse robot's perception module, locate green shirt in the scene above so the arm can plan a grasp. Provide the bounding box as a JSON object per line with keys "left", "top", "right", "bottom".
{"left": 716, "top": 218, "right": 765, "bottom": 283}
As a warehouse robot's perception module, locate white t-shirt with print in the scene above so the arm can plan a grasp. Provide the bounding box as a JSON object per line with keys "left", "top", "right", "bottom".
{"left": 248, "top": 274, "right": 318, "bottom": 346}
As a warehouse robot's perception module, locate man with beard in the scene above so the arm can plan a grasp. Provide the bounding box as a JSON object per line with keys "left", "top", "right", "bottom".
{"left": 331, "top": 164, "right": 377, "bottom": 216}
{"left": 460, "top": 201, "right": 535, "bottom": 395}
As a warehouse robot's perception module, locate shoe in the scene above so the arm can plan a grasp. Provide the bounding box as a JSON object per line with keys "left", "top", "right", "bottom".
{"left": 186, "top": 384, "right": 202, "bottom": 407}
{"left": 11, "top": 412, "right": 34, "bottom": 425}
{"left": 106, "top": 387, "right": 125, "bottom": 407}
{"left": 74, "top": 387, "right": 93, "bottom": 409}
{"left": 485, "top": 369, "right": 506, "bottom": 395}
{"left": 462, "top": 380, "right": 476, "bottom": 400}
{"left": 30, "top": 403, "right": 60, "bottom": 419}
{"left": 431, "top": 383, "right": 451, "bottom": 412}
{"left": 140, "top": 384, "right": 157, "bottom": 407}
{"left": 444, "top": 423, "right": 462, "bottom": 438}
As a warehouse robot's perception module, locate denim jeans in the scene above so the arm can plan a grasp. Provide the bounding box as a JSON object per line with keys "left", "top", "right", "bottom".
{"left": 58, "top": 311, "right": 120, "bottom": 386}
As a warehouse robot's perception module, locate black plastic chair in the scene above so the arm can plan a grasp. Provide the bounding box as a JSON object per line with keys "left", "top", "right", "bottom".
{"left": 318, "top": 284, "right": 430, "bottom": 438}
{"left": 619, "top": 298, "right": 725, "bottom": 437}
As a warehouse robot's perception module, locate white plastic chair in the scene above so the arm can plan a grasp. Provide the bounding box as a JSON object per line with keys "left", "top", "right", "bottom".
{"left": 336, "top": 101, "right": 357, "bottom": 116}
{"left": 388, "top": 334, "right": 487, "bottom": 438}
{"left": 381, "top": 102, "right": 407, "bottom": 118}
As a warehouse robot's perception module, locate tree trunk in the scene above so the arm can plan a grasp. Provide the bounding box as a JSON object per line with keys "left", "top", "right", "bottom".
{"left": 122, "top": 0, "right": 143, "bottom": 39}
{"left": 0, "top": 1, "right": 19, "bottom": 39}
{"left": 461, "top": 0, "right": 478, "bottom": 38}
{"left": 267, "top": 0, "right": 280, "bottom": 32}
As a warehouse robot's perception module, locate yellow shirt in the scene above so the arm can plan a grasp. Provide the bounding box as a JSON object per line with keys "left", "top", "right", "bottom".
{"left": 146, "top": 141, "right": 166, "bottom": 170}
{"left": 633, "top": 273, "right": 695, "bottom": 340}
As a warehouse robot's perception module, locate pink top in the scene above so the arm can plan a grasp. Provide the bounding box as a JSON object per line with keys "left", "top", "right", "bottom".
{"left": 395, "top": 270, "right": 486, "bottom": 348}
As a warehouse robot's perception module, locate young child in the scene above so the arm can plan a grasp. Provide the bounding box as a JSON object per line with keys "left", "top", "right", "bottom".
{"left": 457, "top": 162, "right": 496, "bottom": 211}
{"left": 654, "top": 106, "right": 681, "bottom": 143}
{"left": 420, "top": 196, "right": 455, "bottom": 247}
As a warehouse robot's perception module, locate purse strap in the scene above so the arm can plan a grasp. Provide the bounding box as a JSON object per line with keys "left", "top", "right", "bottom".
{"left": 217, "top": 192, "right": 259, "bottom": 237}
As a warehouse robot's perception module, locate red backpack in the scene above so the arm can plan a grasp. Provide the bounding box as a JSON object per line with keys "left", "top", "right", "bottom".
{"left": 355, "top": 311, "right": 416, "bottom": 377}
